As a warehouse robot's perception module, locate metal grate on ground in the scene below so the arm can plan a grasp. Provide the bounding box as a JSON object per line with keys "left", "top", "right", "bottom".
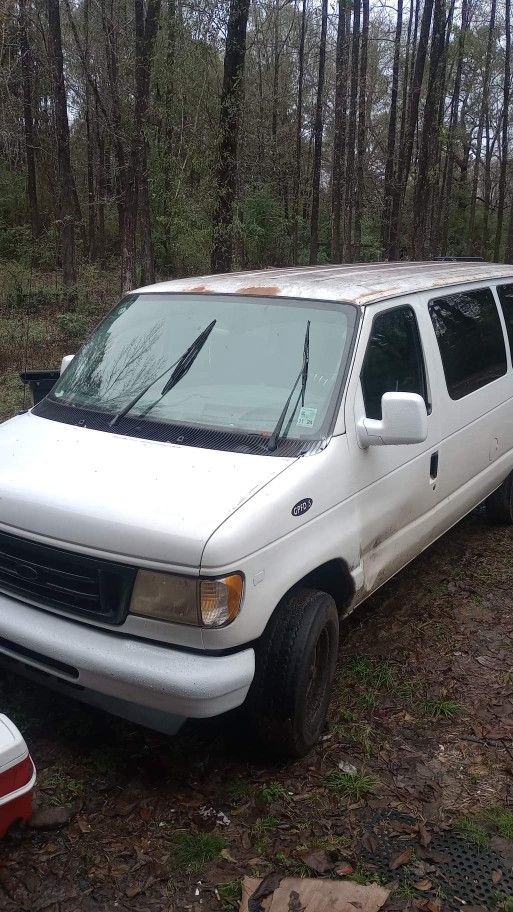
{"left": 359, "top": 811, "right": 513, "bottom": 906}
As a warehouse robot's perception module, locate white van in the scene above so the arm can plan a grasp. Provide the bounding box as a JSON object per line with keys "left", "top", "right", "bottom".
{"left": 1, "top": 261, "right": 513, "bottom": 756}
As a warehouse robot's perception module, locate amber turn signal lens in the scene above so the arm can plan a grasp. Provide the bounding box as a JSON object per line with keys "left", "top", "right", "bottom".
{"left": 200, "top": 574, "right": 244, "bottom": 627}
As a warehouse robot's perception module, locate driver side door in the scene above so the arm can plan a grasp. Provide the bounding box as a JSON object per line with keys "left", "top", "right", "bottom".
{"left": 345, "top": 301, "right": 441, "bottom": 597}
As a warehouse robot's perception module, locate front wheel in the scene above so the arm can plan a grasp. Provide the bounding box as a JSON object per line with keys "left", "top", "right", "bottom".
{"left": 485, "top": 471, "right": 513, "bottom": 525}
{"left": 243, "top": 588, "right": 339, "bottom": 758}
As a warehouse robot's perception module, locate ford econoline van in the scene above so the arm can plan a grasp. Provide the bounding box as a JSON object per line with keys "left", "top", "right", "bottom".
{"left": 1, "top": 261, "right": 513, "bottom": 757}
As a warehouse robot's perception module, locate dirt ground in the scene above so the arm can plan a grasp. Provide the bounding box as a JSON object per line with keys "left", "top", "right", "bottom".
{"left": 0, "top": 510, "right": 512, "bottom": 911}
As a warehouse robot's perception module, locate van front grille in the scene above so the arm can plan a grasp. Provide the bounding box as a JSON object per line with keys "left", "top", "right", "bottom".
{"left": 0, "top": 530, "right": 136, "bottom": 625}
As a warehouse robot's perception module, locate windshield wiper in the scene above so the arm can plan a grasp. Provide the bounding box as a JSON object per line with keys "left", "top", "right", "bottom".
{"left": 267, "top": 320, "right": 310, "bottom": 452}
{"left": 109, "top": 319, "right": 216, "bottom": 428}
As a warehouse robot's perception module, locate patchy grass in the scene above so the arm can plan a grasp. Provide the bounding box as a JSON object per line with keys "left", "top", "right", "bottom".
{"left": 490, "top": 808, "right": 513, "bottom": 840}
{"left": 343, "top": 656, "right": 397, "bottom": 688}
{"left": 173, "top": 831, "right": 226, "bottom": 871}
{"left": 258, "top": 781, "right": 290, "bottom": 804}
{"left": 457, "top": 816, "right": 490, "bottom": 849}
{"left": 217, "top": 880, "right": 241, "bottom": 910}
{"left": 0, "top": 262, "right": 119, "bottom": 422}
{"left": 252, "top": 814, "right": 281, "bottom": 854}
{"left": 274, "top": 852, "right": 311, "bottom": 877}
{"left": 312, "top": 833, "right": 350, "bottom": 853}
{"left": 0, "top": 369, "right": 25, "bottom": 419}
{"left": 38, "top": 767, "right": 85, "bottom": 805}
{"left": 357, "top": 690, "right": 378, "bottom": 709}
{"left": 324, "top": 771, "right": 376, "bottom": 801}
{"left": 493, "top": 895, "right": 513, "bottom": 912}
{"left": 348, "top": 864, "right": 386, "bottom": 886}
{"left": 253, "top": 814, "right": 280, "bottom": 833}
{"left": 391, "top": 680, "right": 416, "bottom": 701}
{"left": 334, "top": 714, "right": 375, "bottom": 757}
{"left": 419, "top": 697, "right": 460, "bottom": 720}
{"left": 225, "top": 778, "right": 251, "bottom": 805}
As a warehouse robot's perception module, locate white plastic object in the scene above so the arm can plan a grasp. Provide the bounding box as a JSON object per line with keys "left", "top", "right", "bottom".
{"left": 0, "top": 714, "right": 28, "bottom": 773}
{"left": 60, "top": 354, "right": 75, "bottom": 375}
{"left": 357, "top": 392, "right": 428, "bottom": 448}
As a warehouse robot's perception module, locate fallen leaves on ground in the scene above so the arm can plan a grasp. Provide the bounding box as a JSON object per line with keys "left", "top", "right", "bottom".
{"left": 1, "top": 513, "right": 513, "bottom": 909}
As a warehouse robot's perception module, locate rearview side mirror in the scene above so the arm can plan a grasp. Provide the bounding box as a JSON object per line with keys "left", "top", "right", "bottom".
{"left": 60, "top": 354, "right": 75, "bottom": 375}
{"left": 357, "top": 392, "right": 428, "bottom": 448}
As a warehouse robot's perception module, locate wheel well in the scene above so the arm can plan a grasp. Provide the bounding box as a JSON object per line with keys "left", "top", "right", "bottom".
{"left": 293, "top": 558, "right": 355, "bottom": 614}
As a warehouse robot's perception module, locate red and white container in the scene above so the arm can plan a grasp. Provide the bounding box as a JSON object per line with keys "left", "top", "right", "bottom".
{"left": 0, "top": 714, "right": 36, "bottom": 837}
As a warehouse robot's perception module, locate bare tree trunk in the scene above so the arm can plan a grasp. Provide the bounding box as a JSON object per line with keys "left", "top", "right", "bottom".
{"left": 96, "top": 112, "right": 107, "bottom": 264}
{"left": 308, "top": 0, "right": 328, "bottom": 265}
{"left": 354, "top": 0, "right": 369, "bottom": 260}
{"left": 121, "top": 0, "right": 161, "bottom": 293}
{"left": 430, "top": 0, "right": 455, "bottom": 255}
{"left": 507, "top": 176, "right": 513, "bottom": 262}
{"left": 469, "top": 0, "right": 496, "bottom": 250}
{"left": 254, "top": 6, "right": 266, "bottom": 172}
{"left": 47, "top": 0, "right": 76, "bottom": 284}
{"left": 138, "top": 149, "right": 155, "bottom": 284}
{"left": 388, "top": 0, "right": 416, "bottom": 259}
{"left": 19, "top": 0, "right": 40, "bottom": 239}
{"left": 211, "top": 0, "right": 251, "bottom": 274}
{"left": 345, "top": 0, "right": 361, "bottom": 260}
{"left": 457, "top": 96, "right": 472, "bottom": 240}
{"left": 101, "top": 0, "right": 127, "bottom": 238}
{"left": 271, "top": 0, "right": 279, "bottom": 147}
{"left": 83, "top": 0, "right": 96, "bottom": 259}
{"left": 381, "top": 0, "right": 403, "bottom": 256}
{"left": 440, "top": 0, "right": 468, "bottom": 253}
{"left": 412, "top": 0, "right": 445, "bottom": 258}
{"left": 331, "top": 0, "right": 349, "bottom": 262}
{"left": 292, "top": 0, "right": 307, "bottom": 265}
{"left": 494, "top": 0, "right": 510, "bottom": 260}
{"left": 63, "top": 0, "right": 115, "bottom": 256}
{"left": 72, "top": 175, "right": 88, "bottom": 252}
{"left": 164, "top": 0, "right": 176, "bottom": 155}
{"left": 481, "top": 113, "right": 496, "bottom": 257}
{"left": 388, "top": 0, "right": 434, "bottom": 259}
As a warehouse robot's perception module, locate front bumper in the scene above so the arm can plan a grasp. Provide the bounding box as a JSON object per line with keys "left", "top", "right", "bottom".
{"left": 0, "top": 593, "right": 255, "bottom": 721}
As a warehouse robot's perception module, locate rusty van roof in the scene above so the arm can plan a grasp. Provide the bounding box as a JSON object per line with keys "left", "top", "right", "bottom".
{"left": 134, "top": 261, "right": 513, "bottom": 307}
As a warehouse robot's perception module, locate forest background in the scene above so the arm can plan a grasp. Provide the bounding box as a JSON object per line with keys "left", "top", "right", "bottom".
{"left": 1, "top": 0, "right": 512, "bottom": 299}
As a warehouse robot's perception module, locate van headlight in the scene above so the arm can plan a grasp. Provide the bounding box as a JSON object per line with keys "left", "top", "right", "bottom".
{"left": 129, "top": 570, "right": 243, "bottom": 627}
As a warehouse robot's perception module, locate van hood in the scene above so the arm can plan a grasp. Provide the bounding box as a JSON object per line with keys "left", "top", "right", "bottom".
{"left": 0, "top": 412, "right": 295, "bottom": 568}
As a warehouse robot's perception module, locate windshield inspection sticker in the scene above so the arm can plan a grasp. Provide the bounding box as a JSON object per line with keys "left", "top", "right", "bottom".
{"left": 297, "top": 406, "right": 317, "bottom": 428}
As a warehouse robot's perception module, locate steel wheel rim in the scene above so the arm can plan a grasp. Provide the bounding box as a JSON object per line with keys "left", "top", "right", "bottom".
{"left": 305, "top": 625, "right": 331, "bottom": 727}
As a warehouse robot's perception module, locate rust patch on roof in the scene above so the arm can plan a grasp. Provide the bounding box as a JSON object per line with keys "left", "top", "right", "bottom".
{"left": 186, "top": 284, "right": 210, "bottom": 292}
{"left": 237, "top": 285, "right": 281, "bottom": 296}
{"left": 356, "top": 285, "right": 405, "bottom": 302}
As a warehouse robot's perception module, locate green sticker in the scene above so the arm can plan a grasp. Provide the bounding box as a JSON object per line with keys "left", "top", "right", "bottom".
{"left": 297, "top": 406, "right": 317, "bottom": 428}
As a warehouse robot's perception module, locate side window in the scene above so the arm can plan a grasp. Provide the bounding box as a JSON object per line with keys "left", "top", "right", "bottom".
{"left": 361, "top": 307, "right": 428, "bottom": 420}
{"left": 497, "top": 284, "right": 513, "bottom": 355}
{"left": 429, "top": 287, "right": 507, "bottom": 400}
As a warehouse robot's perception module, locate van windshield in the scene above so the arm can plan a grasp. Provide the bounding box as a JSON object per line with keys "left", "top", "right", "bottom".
{"left": 50, "top": 293, "right": 357, "bottom": 441}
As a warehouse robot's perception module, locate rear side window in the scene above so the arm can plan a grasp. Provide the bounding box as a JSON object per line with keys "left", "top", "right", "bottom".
{"left": 361, "top": 306, "right": 428, "bottom": 420}
{"left": 428, "top": 288, "right": 506, "bottom": 400}
{"left": 497, "top": 284, "right": 513, "bottom": 355}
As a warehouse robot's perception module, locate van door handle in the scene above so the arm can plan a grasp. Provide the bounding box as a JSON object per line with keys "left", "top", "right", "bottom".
{"left": 430, "top": 451, "right": 439, "bottom": 481}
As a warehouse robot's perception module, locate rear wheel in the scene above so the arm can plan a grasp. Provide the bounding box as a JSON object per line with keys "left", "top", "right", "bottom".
{"left": 485, "top": 471, "right": 513, "bottom": 525}
{"left": 243, "top": 588, "right": 339, "bottom": 758}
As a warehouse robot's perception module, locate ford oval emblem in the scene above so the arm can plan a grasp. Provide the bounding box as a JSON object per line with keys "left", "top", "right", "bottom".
{"left": 291, "top": 498, "right": 313, "bottom": 517}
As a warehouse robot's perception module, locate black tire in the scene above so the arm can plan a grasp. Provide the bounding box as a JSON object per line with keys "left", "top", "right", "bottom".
{"left": 485, "top": 471, "right": 513, "bottom": 525}
{"left": 243, "top": 587, "right": 339, "bottom": 758}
